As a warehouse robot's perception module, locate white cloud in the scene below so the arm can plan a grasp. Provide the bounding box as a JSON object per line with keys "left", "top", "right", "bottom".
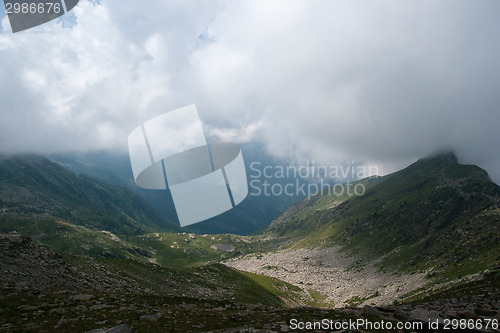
{"left": 0, "top": 0, "right": 499, "bottom": 183}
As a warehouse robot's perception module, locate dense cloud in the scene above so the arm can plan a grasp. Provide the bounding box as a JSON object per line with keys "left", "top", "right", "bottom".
{"left": 0, "top": 0, "right": 499, "bottom": 182}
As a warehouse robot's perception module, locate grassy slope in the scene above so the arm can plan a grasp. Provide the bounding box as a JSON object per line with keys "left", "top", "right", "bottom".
{"left": 0, "top": 214, "right": 255, "bottom": 268}
{"left": 0, "top": 215, "right": 156, "bottom": 260}
{"left": 0, "top": 154, "right": 179, "bottom": 235}
{"left": 0, "top": 216, "right": 310, "bottom": 309}
{"left": 0, "top": 230, "right": 313, "bottom": 332}
{"left": 265, "top": 176, "right": 383, "bottom": 248}
{"left": 131, "top": 232, "right": 245, "bottom": 268}
{"left": 266, "top": 152, "right": 500, "bottom": 281}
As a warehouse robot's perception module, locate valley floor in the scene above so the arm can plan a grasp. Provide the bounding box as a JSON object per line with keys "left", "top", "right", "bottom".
{"left": 224, "top": 247, "right": 428, "bottom": 308}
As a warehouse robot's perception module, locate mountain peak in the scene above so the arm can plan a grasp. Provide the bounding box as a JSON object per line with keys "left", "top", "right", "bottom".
{"left": 401, "top": 150, "right": 464, "bottom": 177}
{"left": 421, "top": 149, "right": 458, "bottom": 162}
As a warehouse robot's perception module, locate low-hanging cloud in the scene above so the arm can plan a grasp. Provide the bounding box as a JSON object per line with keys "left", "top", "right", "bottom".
{"left": 0, "top": 0, "right": 499, "bottom": 182}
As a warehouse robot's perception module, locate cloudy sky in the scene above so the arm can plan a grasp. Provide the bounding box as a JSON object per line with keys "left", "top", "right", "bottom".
{"left": 1, "top": 0, "right": 499, "bottom": 182}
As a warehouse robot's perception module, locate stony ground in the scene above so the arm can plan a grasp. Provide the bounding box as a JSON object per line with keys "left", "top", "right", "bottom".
{"left": 2, "top": 232, "right": 500, "bottom": 332}
{"left": 224, "top": 247, "right": 428, "bottom": 307}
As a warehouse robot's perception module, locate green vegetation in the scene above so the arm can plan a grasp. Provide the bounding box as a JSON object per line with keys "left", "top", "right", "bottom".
{"left": 307, "top": 289, "right": 329, "bottom": 308}
{"left": 131, "top": 232, "right": 245, "bottom": 268}
{"left": 0, "top": 231, "right": 316, "bottom": 332}
{"left": 346, "top": 292, "right": 380, "bottom": 306}
{"left": 265, "top": 152, "right": 500, "bottom": 287}
{"left": 1, "top": 151, "right": 499, "bottom": 332}
{"left": 237, "top": 270, "right": 305, "bottom": 306}
{"left": 265, "top": 176, "right": 383, "bottom": 249}
{"left": 0, "top": 215, "right": 151, "bottom": 260}
{"left": 0, "top": 215, "right": 271, "bottom": 269}
{"left": 405, "top": 269, "right": 500, "bottom": 304}
{"left": 0, "top": 154, "right": 179, "bottom": 235}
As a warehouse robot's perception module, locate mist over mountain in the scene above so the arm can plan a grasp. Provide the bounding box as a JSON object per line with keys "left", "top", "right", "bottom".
{"left": 48, "top": 143, "right": 314, "bottom": 234}
{"left": 1, "top": 1, "right": 500, "bottom": 183}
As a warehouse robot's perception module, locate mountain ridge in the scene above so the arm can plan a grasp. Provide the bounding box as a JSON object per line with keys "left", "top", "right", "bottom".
{"left": 226, "top": 151, "right": 500, "bottom": 308}
{"left": 0, "top": 154, "right": 179, "bottom": 235}
{"left": 266, "top": 152, "right": 500, "bottom": 275}
{"left": 48, "top": 144, "right": 310, "bottom": 235}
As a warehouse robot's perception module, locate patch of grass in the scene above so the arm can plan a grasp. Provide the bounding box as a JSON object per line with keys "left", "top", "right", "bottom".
{"left": 0, "top": 215, "right": 149, "bottom": 261}
{"left": 131, "top": 232, "right": 250, "bottom": 268}
{"left": 237, "top": 270, "right": 305, "bottom": 306}
{"left": 307, "top": 289, "right": 329, "bottom": 308}
{"left": 262, "top": 265, "right": 279, "bottom": 270}
{"left": 345, "top": 291, "right": 379, "bottom": 307}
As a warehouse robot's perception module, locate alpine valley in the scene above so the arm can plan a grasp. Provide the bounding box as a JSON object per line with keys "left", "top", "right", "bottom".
{"left": 0, "top": 151, "right": 499, "bottom": 332}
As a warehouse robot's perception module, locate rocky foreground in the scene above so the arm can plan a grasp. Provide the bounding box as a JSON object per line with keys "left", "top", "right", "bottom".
{"left": 1, "top": 232, "right": 500, "bottom": 332}
{"left": 223, "top": 247, "right": 500, "bottom": 332}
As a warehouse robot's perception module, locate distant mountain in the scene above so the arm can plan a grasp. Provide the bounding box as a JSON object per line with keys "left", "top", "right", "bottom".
{"left": 267, "top": 151, "right": 500, "bottom": 279}
{"left": 0, "top": 154, "right": 179, "bottom": 235}
{"left": 49, "top": 143, "right": 307, "bottom": 234}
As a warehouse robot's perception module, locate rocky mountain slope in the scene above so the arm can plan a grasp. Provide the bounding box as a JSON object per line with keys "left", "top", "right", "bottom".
{"left": 0, "top": 231, "right": 312, "bottom": 332}
{"left": 226, "top": 152, "right": 500, "bottom": 310}
{"left": 268, "top": 152, "right": 500, "bottom": 276}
